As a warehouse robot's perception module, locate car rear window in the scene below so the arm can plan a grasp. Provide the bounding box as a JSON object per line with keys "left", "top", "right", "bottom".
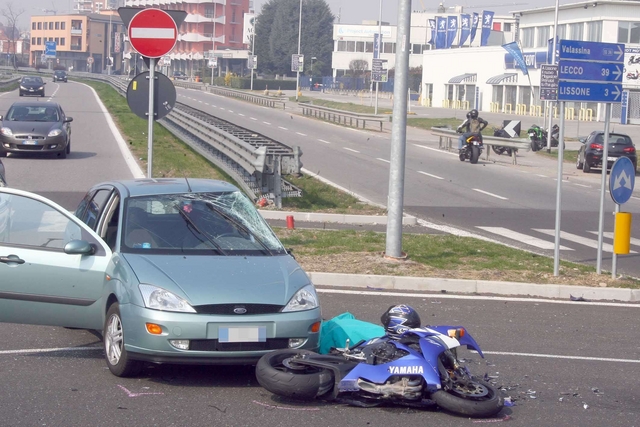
{"left": 594, "top": 134, "right": 633, "bottom": 145}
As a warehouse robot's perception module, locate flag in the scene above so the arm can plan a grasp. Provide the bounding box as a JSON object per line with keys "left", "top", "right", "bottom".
{"left": 435, "top": 17, "right": 447, "bottom": 49}
{"left": 470, "top": 12, "right": 480, "bottom": 45}
{"left": 428, "top": 19, "right": 436, "bottom": 45}
{"left": 481, "top": 11, "right": 494, "bottom": 46}
{"left": 459, "top": 14, "right": 471, "bottom": 46}
{"left": 502, "top": 41, "right": 528, "bottom": 75}
{"left": 446, "top": 16, "right": 458, "bottom": 49}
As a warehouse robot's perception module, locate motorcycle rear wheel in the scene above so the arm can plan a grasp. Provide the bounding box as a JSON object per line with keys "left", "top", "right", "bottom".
{"left": 470, "top": 146, "right": 480, "bottom": 164}
{"left": 433, "top": 380, "right": 503, "bottom": 418}
{"left": 255, "top": 349, "right": 334, "bottom": 400}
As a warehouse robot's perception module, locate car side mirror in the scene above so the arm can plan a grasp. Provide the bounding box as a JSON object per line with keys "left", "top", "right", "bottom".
{"left": 64, "top": 117, "right": 73, "bottom": 123}
{"left": 579, "top": 138, "right": 586, "bottom": 144}
{"left": 64, "top": 239, "right": 95, "bottom": 255}
{"left": 0, "top": 115, "right": 3, "bottom": 121}
{"left": 287, "top": 248, "right": 296, "bottom": 259}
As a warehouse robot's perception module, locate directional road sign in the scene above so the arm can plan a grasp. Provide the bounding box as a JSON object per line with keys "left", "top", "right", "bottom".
{"left": 372, "top": 58, "right": 388, "bottom": 83}
{"left": 128, "top": 8, "right": 178, "bottom": 58}
{"left": 558, "top": 81, "right": 622, "bottom": 102}
{"left": 45, "top": 41, "right": 57, "bottom": 59}
{"left": 291, "top": 54, "right": 304, "bottom": 73}
{"left": 558, "top": 60, "right": 623, "bottom": 82}
{"left": 609, "top": 157, "right": 635, "bottom": 205}
{"left": 558, "top": 40, "right": 624, "bottom": 63}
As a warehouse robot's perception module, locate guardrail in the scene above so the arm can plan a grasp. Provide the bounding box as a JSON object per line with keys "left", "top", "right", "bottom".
{"left": 0, "top": 76, "right": 20, "bottom": 89}
{"left": 70, "top": 73, "right": 303, "bottom": 207}
{"left": 299, "top": 102, "right": 389, "bottom": 131}
{"left": 430, "top": 127, "right": 531, "bottom": 165}
{"left": 172, "top": 81, "right": 287, "bottom": 109}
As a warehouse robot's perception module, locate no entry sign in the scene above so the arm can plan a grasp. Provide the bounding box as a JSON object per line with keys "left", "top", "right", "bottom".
{"left": 128, "top": 8, "right": 177, "bottom": 58}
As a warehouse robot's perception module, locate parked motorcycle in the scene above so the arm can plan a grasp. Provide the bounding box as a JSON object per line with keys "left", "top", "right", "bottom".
{"left": 528, "top": 124, "right": 561, "bottom": 151}
{"left": 256, "top": 326, "right": 504, "bottom": 418}
{"left": 458, "top": 132, "right": 484, "bottom": 164}
{"left": 492, "top": 126, "right": 514, "bottom": 157}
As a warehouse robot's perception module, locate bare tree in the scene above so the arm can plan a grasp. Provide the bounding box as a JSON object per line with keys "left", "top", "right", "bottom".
{"left": 348, "top": 59, "right": 369, "bottom": 77}
{"left": 1, "top": 3, "right": 25, "bottom": 69}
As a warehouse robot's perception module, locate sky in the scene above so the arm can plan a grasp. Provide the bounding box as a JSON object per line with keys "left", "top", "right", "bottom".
{"left": 5, "top": 0, "right": 571, "bottom": 30}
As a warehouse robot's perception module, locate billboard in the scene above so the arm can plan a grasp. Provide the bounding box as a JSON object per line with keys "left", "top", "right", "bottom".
{"left": 243, "top": 13, "right": 255, "bottom": 45}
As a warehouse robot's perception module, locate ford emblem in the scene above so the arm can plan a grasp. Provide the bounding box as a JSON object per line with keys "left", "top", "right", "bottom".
{"left": 233, "top": 307, "right": 247, "bottom": 314}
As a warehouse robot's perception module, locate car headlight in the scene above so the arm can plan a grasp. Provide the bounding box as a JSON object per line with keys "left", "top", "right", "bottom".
{"left": 139, "top": 284, "right": 196, "bottom": 313}
{"left": 19, "top": 85, "right": 26, "bottom": 90}
{"left": 282, "top": 284, "right": 319, "bottom": 312}
{"left": 0, "top": 127, "right": 12, "bottom": 136}
{"left": 48, "top": 129, "right": 62, "bottom": 137}
{"left": 38, "top": 86, "right": 44, "bottom": 90}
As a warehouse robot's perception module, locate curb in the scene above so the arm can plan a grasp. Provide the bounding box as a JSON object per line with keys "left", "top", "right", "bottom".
{"left": 259, "top": 210, "right": 418, "bottom": 226}
{"left": 307, "top": 272, "right": 640, "bottom": 303}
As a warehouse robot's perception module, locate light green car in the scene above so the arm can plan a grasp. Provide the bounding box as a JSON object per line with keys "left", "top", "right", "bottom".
{"left": 0, "top": 179, "right": 321, "bottom": 377}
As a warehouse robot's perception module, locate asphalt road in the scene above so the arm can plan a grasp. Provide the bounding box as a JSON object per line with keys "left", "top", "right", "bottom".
{"left": 175, "top": 86, "right": 640, "bottom": 277}
{"left": 0, "top": 81, "right": 639, "bottom": 426}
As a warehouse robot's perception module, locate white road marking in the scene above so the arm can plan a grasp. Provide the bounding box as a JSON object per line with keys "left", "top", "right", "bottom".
{"left": 318, "top": 139, "right": 331, "bottom": 144}
{"left": 482, "top": 351, "right": 640, "bottom": 364}
{"left": 633, "top": 196, "right": 640, "bottom": 200}
{"left": 238, "top": 113, "right": 245, "bottom": 116}
{"left": 296, "top": 132, "right": 307, "bottom": 136}
{"left": 536, "top": 174, "right": 548, "bottom": 178}
{"left": 251, "top": 117, "right": 257, "bottom": 120}
{"left": 228, "top": 110, "right": 234, "bottom": 113}
{"left": 278, "top": 126, "right": 288, "bottom": 130}
{"left": 574, "top": 184, "right": 591, "bottom": 188}
{"left": 477, "top": 227, "right": 572, "bottom": 250}
{"left": 377, "top": 158, "right": 390, "bottom": 163}
{"left": 418, "top": 171, "right": 444, "bottom": 180}
{"left": 414, "top": 144, "right": 458, "bottom": 157}
{"left": 554, "top": 178, "right": 570, "bottom": 183}
{"left": 343, "top": 147, "right": 360, "bottom": 153}
{"left": 473, "top": 189, "right": 508, "bottom": 200}
{"left": 534, "top": 229, "right": 636, "bottom": 254}
{"left": 263, "top": 121, "right": 271, "bottom": 125}
{"left": 589, "top": 231, "right": 640, "bottom": 247}
{"left": 0, "top": 346, "right": 100, "bottom": 355}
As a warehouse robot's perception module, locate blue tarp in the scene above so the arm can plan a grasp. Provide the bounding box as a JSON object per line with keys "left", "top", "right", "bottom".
{"left": 319, "top": 312, "right": 385, "bottom": 354}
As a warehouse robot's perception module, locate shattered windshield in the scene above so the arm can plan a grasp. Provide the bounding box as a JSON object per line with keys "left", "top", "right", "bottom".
{"left": 122, "top": 191, "right": 286, "bottom": 255}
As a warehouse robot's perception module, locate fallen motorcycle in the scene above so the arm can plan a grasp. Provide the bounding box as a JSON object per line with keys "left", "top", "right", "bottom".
{"left": 491, "top": 126, "right": 515, "bottom": 157}
{"left": 458, "top": 132, "right": 484, "bottom": 164}
{"left": 255, "top": 326, "right": 504, "bottom": 418}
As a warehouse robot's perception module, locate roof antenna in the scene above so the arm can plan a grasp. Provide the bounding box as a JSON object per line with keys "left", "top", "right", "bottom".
{"left": 183, "top": 173, "right": 193, "bottom": 192}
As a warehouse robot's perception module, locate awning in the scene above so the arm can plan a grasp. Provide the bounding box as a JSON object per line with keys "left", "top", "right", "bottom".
{"left": 486, "top": 73, "right": 518, "bottom": 84}
{"left": 448, "top": 73, "right": 477, "bottom": 84}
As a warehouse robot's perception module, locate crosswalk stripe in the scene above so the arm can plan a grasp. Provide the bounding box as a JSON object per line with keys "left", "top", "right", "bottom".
{"left": 534, "top": 229, "right": 637, "bottom": 254}
{"left": 476, "top": 227, "right": 572, "bottom": 250}
{"left": 589, "top": 231, "right": 640, "bottom": 247}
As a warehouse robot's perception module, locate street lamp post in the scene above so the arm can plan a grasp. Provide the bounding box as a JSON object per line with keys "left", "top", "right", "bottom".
{"left": 107, "top": 10, "right": 113, "bottom": 75}
{"left": 296, "top": 0, "right": 302, "bottom": 102}
{"left": 250, "top": 26, "right": 256, "bottom": 90}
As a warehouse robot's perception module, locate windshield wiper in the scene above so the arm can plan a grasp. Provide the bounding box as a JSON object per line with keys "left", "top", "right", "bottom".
{"left": 205, "top": 202, "right": 275, "bottom": 255}
{"left": 175, "top": 205, "right": 228, "bottom": 255}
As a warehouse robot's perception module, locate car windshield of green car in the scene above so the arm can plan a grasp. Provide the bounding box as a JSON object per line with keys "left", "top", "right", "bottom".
{"left": 122, "top": 191, "right": 286, "bottom": 255}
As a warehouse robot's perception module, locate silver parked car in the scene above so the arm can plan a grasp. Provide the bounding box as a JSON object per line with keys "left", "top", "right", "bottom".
{"left": 0, "top": 179, "right": 321, "bottom": 377}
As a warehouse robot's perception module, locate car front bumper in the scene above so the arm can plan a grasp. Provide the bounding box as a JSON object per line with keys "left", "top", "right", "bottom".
{"left": 19, "top": 88, "right": 45, "bottom": 96}
{"left": 1, "top": 134, "right": 68, "bottom": 155}
{"left": 120, "top": 303, "right": 321, "bottom": 364}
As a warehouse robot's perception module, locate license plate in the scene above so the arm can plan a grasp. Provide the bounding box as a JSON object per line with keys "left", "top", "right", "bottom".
{"left": 22, "top": 140, "right": 37, "bottom": 145}
{"left": 28, "top": 89, "right": 34, "bottom": 91}
{"left": 219, "top": 326, "right": 266, "bottom": 343}
{"left": 607, "top": 157, "right": 616, "bottom": 161}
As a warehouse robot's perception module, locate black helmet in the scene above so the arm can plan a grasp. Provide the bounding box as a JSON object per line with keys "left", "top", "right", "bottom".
{"left": 380, "top": 305, "right": 421, "bottom": 337}
{"left": 469, "top": 109, "right": 479, "bottom": 119}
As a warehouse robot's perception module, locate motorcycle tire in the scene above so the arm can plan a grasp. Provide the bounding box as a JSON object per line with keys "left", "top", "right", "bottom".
{"left": 255, "top": 349, "right": 334, "bottom": 400}
{"left": 491, "top": 146, "right": 505, "bottom": 156}
{"left": 459, "top": 152, "right": 466, "bottom": 162}
{"left": 470, "top": 146, "right": 480, "bottom": 164}
{"left": 433, "top": 380, "right": 504, "bottom": 418}
{"left": 530, "top": 139, "right": 540, "bottom": 152}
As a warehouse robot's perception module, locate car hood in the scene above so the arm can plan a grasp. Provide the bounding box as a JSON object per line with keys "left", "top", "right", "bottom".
{"left": 2, "top": 121, "right": 60, "bottom": 136}
{"left": 120, "top": 253, "right": 310, "bottom": 306}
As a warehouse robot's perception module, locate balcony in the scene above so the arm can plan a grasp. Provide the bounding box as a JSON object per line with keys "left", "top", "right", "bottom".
{"left": 70, "top": 45, "right": 83, "bottom": 51}
{"left": 71, "top": 28, "right": 83, "bottom": 35}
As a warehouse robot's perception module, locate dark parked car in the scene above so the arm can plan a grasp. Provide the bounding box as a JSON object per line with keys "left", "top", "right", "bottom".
{"left": 53, "top": 70, "right": 68, "bottom": 82}
{"left": 172, "top": 71, "right": 188, "bottom": 80}
{"left": 0, "top": 102, "right": 73, "bottom": 158}
{"left": 576, "top": 131, "right": 637, "bottom": 173}
{"left": 18, "top": 76, "right": 46, "bottom": 97}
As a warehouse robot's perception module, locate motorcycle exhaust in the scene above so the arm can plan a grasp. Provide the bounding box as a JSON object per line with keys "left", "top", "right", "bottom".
{"left": 356, "top": 377, "right": 423, "bottom": 400}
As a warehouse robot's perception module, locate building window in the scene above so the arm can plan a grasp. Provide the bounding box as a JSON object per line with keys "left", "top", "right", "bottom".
{"left": 521, "top": 27, "right": 534, "bottom": 48}
{"left": 346, "top": 40, "right": 355, "bottom": 51}
{"left": 412, "top": 44, "right": 422, "bottom": 54}
{"left": 60, "top": 38, "right": 65, "bottom": 46}
{"left": 37, "top": 22, "right": 42, "bottom": 30}
{"left": 231, "top": 27, "right": 236, "bottom": 42}
{"left": 55, "top": 22, "right": 59, "bottom": 30}
{"left": 556, "top": 24, "right": 566, "bottom": 39}
{"left": 504, "top": 23, "right": 512, "bottom": 32}
{"left": 55, "top": 37, "right": 59, "bottom": 44}
{"left": 536, "top": 25, "right": 550, "bottom": 47}
{"left": 32, "top": 37, "right": 36, "bottom": 44}
{"left": 631, "top": 22, "right": 640, "bottom": 43}
{"left": 49, "top": 22, "right": 53, "bottom": 30}
{"left": 586, "top": 21, "right": 602, "bottom": 42}
{"left": 383, "top": 42, "right": 395, "bottom": 53}
{"left": 356, "top": 41, "right": 365, "bottom": 52}
{"left": 61, "top": 22, "right": 65, "bottom": 30}
{"left": 569, "top": 22, "right": 583, "bottom": 40}
{"left": 37, "top": 37, "right": 41, "bottom": 45}
{"left": 32, "top": 22, "right": 36, "bottom": 30}
{"left": 232, "top": 7, "right": 236, "bottom": 23}
{"left": 618, "top": 22, "right": 640, "bottom": 43}
{"left": 365, "top": 41, "right": 373, "bottom": 53}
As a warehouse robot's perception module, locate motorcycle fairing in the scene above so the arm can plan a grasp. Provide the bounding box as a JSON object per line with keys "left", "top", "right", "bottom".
{"left": 424, "top": 325, "right": 484, "bottom": 357}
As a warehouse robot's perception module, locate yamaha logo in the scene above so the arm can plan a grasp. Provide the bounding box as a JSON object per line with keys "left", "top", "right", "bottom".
{"left": 233, "top": 307, "right": 247, "bottom": 314}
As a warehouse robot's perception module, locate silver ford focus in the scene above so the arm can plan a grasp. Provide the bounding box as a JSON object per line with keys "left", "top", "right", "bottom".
{"left": 0, "top": 179, "right": 321, "bottom": 377}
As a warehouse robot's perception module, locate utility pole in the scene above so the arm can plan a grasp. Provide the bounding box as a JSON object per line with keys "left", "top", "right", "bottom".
{"left": 296, "top": 0, "right": 302, "bottom": 102}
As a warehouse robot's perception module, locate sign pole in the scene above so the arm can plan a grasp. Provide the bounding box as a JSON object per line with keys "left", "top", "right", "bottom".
{"left": 296, "top": 0, "right": 302, "bottom": 102}
{"left": 596, "top": 103, "right": 612, "bottom": 273}
{"left": 147, "top": 57, "right": 156, "bottom": 178}
{"left": 553, "top": 101, "right": 565, "bottom": 276}
{"left": 612, "top": 203, "right": 620, "bottom": 278}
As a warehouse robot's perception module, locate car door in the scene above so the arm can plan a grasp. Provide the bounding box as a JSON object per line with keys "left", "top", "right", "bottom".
{"left": 0, "top": 187, "right": 111, "bottom": 330}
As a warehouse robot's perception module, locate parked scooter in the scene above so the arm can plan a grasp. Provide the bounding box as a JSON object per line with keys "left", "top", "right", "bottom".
{"left": 528, "top": 124, "right": 561, "bottom": 151}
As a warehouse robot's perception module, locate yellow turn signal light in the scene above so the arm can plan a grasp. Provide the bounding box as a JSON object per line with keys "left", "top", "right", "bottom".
{"left": 448, "top": 328, "right": 465, "bottom": 339}
{"left": 310, "top": 321, "right": 321, "bottom": 333}
{"left": 146, "top": 323, "right": 163, "bottom": 335}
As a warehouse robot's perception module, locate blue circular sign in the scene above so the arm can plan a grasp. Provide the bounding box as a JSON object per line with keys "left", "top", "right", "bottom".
{"left": 609, "top": 156, "right": 636, "bottom": 204}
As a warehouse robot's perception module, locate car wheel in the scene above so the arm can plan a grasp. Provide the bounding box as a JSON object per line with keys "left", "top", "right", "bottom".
{"left": 19, "top": 91, "right": 23, "bottom": 97}
{"left": 66, "top": 140, "right": 71, "bottom": 155}
{"left": 576, "top": 152, "right": 583, "bottom": 169}
{"left": 41, "top": 92, "right": 45, "bottom": 97}
{"left": 0, "top": 150, "right": 6, "bottom": 158}
{"left": 104, "top": 302, "right": 143, "bottom": 377}
{"left": 583, "top": 159, "right": 591, "bottom": 173}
